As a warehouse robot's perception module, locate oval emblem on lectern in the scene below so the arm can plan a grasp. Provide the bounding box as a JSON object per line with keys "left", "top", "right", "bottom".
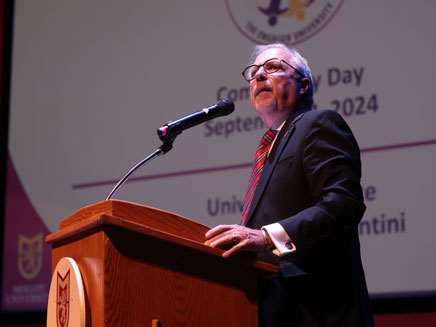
{"left": 47, "top": 257, "right": 86, "bottom": 327}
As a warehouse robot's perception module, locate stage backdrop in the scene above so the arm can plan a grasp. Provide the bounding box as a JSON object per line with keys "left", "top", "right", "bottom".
{"left": 2, "top": 0, "right": 436, "bottom": 311}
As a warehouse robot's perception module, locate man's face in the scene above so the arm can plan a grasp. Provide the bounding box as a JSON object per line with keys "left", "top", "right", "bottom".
{"left": 250, "top": 47, "right": 300, "bottom": 128}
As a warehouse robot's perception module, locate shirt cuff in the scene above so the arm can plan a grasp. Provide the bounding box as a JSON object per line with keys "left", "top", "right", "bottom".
{"left": 262, "top": 223, "right": 296, "bottom": 257}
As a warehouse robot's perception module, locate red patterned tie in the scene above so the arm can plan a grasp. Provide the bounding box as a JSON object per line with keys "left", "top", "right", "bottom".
{"left": 241, "top": 129, "right": 277, "bottom": 225}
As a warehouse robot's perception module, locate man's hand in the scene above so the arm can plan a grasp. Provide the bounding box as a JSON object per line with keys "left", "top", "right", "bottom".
{"left": 204, "top": 224, "right": 266, "bottom": 258}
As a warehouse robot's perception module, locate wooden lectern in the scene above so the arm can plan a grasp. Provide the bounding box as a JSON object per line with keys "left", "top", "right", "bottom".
{"left": 45, "top": 200, "right": 278, "bottom": 327}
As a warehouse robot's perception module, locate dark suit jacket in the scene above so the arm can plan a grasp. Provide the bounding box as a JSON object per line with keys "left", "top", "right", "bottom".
{"left": 245, "top": 108, "right": 374, "bottom": 327}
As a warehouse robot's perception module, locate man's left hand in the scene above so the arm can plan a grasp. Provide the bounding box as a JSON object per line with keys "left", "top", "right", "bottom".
{"left": 204, "top": 224, "right": 266, "bottom": 257}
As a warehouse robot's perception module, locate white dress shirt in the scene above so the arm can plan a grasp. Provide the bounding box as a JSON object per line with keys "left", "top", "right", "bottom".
{"left": 261, "top": 121, "right": 297, "bottom": 256}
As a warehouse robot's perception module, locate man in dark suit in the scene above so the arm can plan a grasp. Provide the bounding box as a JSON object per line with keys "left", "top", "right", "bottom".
{"left": 205, "top": 44, "right": 374, "bottom": 326}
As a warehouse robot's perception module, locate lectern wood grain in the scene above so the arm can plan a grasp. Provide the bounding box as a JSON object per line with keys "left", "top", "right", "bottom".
{"left": 47, "top": 200, "right": 278, "bottom": 327}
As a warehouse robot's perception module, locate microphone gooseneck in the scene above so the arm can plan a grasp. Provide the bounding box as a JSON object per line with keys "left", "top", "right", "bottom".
{"left": 106, "top": 99, "right": 235, "bottom": 200}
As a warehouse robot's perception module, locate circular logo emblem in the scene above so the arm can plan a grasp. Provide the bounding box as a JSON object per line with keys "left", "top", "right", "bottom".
{"left": 225, "top": 0, "right": 345, "bottom": 45}
{"left": 47, "top": 257, "right": 86, "bottom": 327}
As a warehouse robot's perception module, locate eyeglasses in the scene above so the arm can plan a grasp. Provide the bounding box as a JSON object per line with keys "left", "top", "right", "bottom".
{"left": 242, "top": 58, "right": 305, "bottom": 82}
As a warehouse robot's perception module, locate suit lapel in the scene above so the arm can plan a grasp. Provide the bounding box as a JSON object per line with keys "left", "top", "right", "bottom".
{"left": 244, "top": 109, "right": 309, "bottom": 226}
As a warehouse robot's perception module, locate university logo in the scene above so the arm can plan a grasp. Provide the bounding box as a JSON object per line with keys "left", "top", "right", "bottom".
{"left": 18, "top": 233, "right": 43, "bottom": 280}
{"left": 57, "top": 270, "right": 70, "bottom": 327}
{"left": 47, "top": 258, "right": 85, "bottom": 327}
{"left": 225, "top": 0, "right": 344, "bottom": 45}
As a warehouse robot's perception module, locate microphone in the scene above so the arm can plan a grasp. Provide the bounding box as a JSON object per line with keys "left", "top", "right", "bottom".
{"left": 157, "top": 99, "right": 235, "bottom": 143}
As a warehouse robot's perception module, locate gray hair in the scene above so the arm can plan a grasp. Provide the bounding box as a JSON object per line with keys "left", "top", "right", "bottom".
{"left": 250, "top": 43, "right": 314, "bottom": 108}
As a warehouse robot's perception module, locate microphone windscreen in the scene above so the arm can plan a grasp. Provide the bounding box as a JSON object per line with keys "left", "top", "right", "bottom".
{"left": 217, "top": 99, "right": 235, "bottom": 115}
